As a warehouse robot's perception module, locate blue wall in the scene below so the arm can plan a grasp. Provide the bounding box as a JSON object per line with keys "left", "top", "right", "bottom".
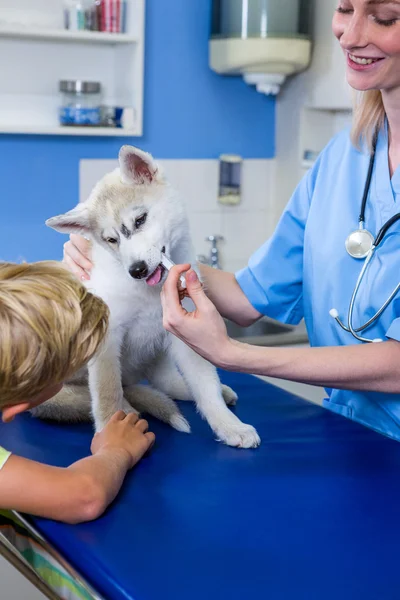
{"left": 0, "top": 0, "right": 275, "bottom": 262}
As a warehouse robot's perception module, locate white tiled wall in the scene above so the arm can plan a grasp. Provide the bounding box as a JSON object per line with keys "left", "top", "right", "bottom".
{"left": 80, "top": 158, "right": 277, "bottom": 273}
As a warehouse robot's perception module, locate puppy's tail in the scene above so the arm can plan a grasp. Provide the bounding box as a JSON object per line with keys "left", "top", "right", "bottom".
{"left": 31, "top": 383, "right": 191, "bottom": 433}
{"left": 30, "top": 385, "right": 91, "bottom": 422}
{"left": 124, "top": 384, "right": 191, "bottom": 433}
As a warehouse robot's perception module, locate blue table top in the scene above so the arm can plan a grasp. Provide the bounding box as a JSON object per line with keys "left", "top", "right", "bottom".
{"left": 1, "top": 372, "right": 400, "bottom": 600}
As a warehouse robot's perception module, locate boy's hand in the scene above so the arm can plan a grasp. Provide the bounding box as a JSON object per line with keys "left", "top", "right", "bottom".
{"left": 91, "top": 411, "right": 155, "bottom": 469}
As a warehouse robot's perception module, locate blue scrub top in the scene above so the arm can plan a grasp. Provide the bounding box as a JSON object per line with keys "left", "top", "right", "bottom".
{"left": 236, "top": 125, "right": 400, "bottom": 441}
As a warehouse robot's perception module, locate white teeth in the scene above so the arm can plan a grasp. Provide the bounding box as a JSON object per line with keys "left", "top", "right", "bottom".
{"left": 349, "top": 54, "right": 376, "bottom": 65}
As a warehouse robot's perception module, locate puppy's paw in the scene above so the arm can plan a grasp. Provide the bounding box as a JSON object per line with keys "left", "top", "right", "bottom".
{"left": 215, "top": 422, "right": 261, "bottom": 449}
{"left": 221, "top": 384, "right": 238, "bottom": 406}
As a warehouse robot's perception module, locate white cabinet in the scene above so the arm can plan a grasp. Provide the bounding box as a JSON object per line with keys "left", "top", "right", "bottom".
{"left": 298, "top": 0, "right": 353, "bottom": 172}
{"left": 0, "top": 0, "right": 144, "bottom": 136}
{"left": 306, "top": 0, "right": 352, "bottom": 110}
{"left": 274, "top": 0, "right": 353, "bottom": 218}
{"left": 299, "top": 107, "right": 352, "bottom": 170}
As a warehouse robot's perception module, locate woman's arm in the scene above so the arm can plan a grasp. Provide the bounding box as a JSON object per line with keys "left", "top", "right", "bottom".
{"left": 0, "top": 412, "right": 155, "bottom": 524}
{"left": 224, "top": 338, "right": 400, "bottom": 394}
{"left": 162, "top": 266, "right": 400, "bottom": 395}
{"left": 199, "top": 264, "right": 261, "bottom": 326}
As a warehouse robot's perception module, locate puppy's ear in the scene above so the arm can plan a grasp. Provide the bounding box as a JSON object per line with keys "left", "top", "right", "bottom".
{"left": 46, "top": 205, "right": 91, "bottom": 234}
{"left": 119, "top": 146, "right": 157, "bottom": 185}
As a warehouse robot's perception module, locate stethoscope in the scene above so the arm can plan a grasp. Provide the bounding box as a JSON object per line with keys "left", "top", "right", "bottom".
{"left": 329, "top": 136, "right": 400, "bottom": 343}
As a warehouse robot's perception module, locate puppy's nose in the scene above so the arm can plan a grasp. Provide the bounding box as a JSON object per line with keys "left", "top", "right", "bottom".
{"left": 129, "top": 261, "right": 149, "bottom": 279}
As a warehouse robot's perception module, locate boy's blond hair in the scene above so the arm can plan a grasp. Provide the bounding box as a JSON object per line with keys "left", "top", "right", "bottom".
{"left": 0, "top": 261, "right": 109, "bottom": 407}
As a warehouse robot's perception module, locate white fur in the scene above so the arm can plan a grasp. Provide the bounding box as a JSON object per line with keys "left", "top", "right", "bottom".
{"left": 37, "top": 146, "right": 260, "bottom": 448}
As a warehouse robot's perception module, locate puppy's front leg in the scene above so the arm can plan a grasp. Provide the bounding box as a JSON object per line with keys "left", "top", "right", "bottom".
{"left": 88, "top": 330, "right": 137, "bottom": 431}
{"left": 169, "top": 337, "right": 260, "bottom": 448}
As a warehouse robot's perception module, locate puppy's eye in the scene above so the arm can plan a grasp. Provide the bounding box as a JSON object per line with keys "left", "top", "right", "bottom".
{"left": 107, "top": 237, "right": 118, "bottom": 244}
{"left": 135, "top": 213, "right": 147, "bottom": 229}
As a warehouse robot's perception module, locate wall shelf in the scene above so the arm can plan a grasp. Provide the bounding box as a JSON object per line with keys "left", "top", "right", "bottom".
{"left": 0, "top": 125, "right": 139, "bottom": 136}
{"left": 0, "top": 25, "right": 137, "bottom": 45}
{"left": 0, "top": 0, "right": 145, "bottom": 136}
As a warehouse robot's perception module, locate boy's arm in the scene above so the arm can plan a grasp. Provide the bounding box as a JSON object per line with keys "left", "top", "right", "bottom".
{"left": 0, "top": 412, "right": 154, "bottom": 524}
{"left": 0, "top": 452, "right": 128, "bottom": 524}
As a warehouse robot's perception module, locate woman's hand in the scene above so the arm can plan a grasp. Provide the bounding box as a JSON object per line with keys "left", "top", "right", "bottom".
{"left": 63, "top": 234, "right": 93, "bottom": 281}
{"left": 161, "top": 265, "right": 235, "bottom": 368}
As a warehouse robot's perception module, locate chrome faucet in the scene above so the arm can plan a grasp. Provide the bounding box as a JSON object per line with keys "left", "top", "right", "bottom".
{"left": 197, "top": 235, "right": 224, "bottom": 269}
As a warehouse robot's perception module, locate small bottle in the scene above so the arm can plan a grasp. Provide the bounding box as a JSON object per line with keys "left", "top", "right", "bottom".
{"left": 64, "top": 0, "right": 90, "bottom": 31}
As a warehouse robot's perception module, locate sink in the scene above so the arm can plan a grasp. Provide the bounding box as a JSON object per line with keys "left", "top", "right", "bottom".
{"left": 224, "top": 318, "right": 309, "bottom": 347}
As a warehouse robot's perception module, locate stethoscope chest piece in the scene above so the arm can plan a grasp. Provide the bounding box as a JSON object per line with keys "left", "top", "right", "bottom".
{"left": 345, "top": 228, "right": 375, "bottom": 259}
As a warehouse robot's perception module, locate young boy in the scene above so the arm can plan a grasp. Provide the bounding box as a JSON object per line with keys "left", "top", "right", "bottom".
{"left": 0, "top": 261, "right": 155, "bottom": 524}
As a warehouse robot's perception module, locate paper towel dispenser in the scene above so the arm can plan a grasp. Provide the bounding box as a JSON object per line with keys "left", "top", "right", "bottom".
{"left": 210, "top": 0, "right": 312, "bottom": 95}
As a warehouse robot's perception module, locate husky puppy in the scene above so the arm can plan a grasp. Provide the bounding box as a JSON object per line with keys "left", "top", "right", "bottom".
{"left": 34, "top": 146, "right": 260, "bottom": 448}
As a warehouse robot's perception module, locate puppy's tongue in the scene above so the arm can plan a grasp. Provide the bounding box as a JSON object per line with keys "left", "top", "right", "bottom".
{"left": 146, "top": 265, "right": 163, "bottom": 286}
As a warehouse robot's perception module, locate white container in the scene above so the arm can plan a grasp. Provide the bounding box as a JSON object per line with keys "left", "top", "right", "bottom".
{"left": 210, "top": 0, "right": 312, "bottom": 95}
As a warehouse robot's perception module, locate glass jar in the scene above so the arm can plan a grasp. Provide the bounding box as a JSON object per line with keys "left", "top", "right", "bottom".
{"left": 59, "top": 80, "right": 102, "bottom": 127}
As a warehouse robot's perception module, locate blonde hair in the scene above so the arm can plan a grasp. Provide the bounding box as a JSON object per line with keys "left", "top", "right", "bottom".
{"left": 0, "top": 261, "right": 109, "bottom": 407}
{"left": 351, "top": 90, "right": 386, "bottom": 152}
